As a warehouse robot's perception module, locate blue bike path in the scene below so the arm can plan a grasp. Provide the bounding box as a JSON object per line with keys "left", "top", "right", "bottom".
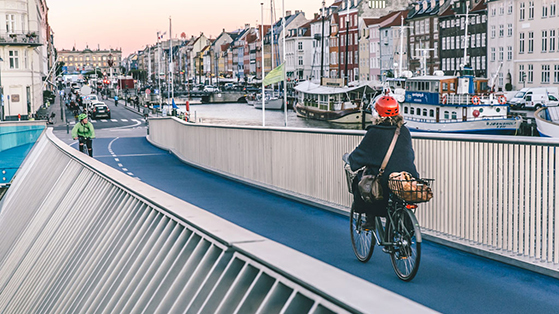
{"left": 85, "top": 136, "right": 559, "bottom": 314}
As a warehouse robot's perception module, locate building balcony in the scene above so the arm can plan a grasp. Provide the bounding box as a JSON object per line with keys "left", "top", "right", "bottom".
{"left": 0, "top": 33, "right": 42, "bottom": 46}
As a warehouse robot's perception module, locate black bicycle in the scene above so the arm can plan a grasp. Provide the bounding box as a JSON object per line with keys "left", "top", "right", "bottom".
{"left": 343, "top": 155, "right": 433, "bottom": 281}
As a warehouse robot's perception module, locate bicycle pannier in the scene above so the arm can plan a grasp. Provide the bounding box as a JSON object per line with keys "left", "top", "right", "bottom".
{"left": 358, "top": 173, "right": 383, "bottom": 202}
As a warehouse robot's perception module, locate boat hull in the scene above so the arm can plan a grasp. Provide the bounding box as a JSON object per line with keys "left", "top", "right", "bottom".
{"left": 295, "top": 104, "right": 372, "bottom": 124}
{"left": 405, "top": 117, "right": 523, "bottom": 135}
{"left": 535, "top": 107, "right": 559, "bottom": 137}
{"left": 254, "top": 98, "right": 283, "bottom": 110}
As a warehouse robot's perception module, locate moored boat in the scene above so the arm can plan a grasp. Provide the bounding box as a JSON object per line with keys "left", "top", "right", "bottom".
{"left": 402, "top": 75, "right": 522, "bottom": 135}
{"left": 293, "top": 81, "right": 378, "bottom": 124}
{"left": 535, "top": 106, "right": 559, "bottom": 137}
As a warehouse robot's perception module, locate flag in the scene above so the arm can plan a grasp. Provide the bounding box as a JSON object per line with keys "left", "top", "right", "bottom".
{"left": 263, "top": 63, "right": 285, "bottom": 86}
{"left": 172, "top": 98, "right": 178, "bottom": 109}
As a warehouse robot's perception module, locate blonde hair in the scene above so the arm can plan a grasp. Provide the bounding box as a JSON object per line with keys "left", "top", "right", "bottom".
{"left": 373, "top": 114, "right": 404, "bottom": 127}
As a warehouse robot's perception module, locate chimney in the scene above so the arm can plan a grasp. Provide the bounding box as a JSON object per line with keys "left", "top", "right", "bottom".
{"left": 286, "top": 10, "right": 291, "bottom": 16}
{"left": 245, "top": 23, "right": 250, "bottom": 29}
{"left": 314, "top": 13, "right": 319, "bottom": 19}
{"left": 223, "top": 28, "right": 225, "bottom": 33}
{"left": 295, "top": 10, "right": 300, "bottom": 14}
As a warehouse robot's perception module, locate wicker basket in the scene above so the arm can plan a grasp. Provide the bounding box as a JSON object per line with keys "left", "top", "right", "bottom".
{"left": 388, "top": 178, "right": 434, "bottom": 203}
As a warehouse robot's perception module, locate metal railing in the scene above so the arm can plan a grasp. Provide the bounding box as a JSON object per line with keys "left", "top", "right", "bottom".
{"left": 0, "top": 129, "right": 433, "bottom": 313}
{"left": 149, "top": 117, "right": 559, "bottom": 277}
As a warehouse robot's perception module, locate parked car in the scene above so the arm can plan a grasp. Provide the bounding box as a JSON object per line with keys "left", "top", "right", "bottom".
{"left": 223, "top": 83, "right": 234, "bottom": 90}
{"left": 91, "top": 102, "right": 111, "bottom": 119}
{"left": 203, "top": 85, "right": 220, "bottom": 92}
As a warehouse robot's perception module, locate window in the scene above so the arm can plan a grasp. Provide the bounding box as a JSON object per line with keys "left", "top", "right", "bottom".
{"left": 410, "top": 107, "right": 415, "bottom": 115}
{"left": 444, "top": 111, "right": 449, "bottom": 119}
{"left": 482, "top": 33, "right": 486, "bottom": 47}
{"left": 451, "top": 112, "right": 457, "bottom": 120}
{"left": 552, "top": 1, "right": 557, "bottom": 16}
{"left": 528, "top": 32, "right": 534, "bottom": 53}
{"left": 404, "top": 106, "right": 408, "bottom": 114}
{"left": 429, "top": 109, "right": 434, "bottom": 117}
{"left": 550, "top": 29, "right": 556, "bottom": 51}
{"left": 543, "top": 2, "right": 549, "bottom": 17}
{"left": 476, "top": 33, "right": 481, "bottom": 47}
{"left": 434, "top": 42, "right": 438, "bottom": 58}
{"left": 520, "top": 2, "right": 526, "bottom": 20}
{"left": 507, "top": 46, "right": 513, "bottom": 60}
{"left": 5, "top": 14, "right": 14, "bottom": 33}
{"left": 298, "top": 56, "right": 303, "bottom": 66}
{"left": 491, "top": 25, "right": 496, "bottom": 38}
{"left": 491, "top": 47, "right": 496, "bottom": 61}
{"left": 499, "top": 24, "right": 504, "bottom": 37}
{"left": 520, "top": 32, "right": 525, "bottom": 53}
{"left": 519, "top": 64, "right": 526, "bottom": 82}
{"left": 500, "top": 4, "right": 505, "bottom": 15}
{"left": 542, "top": 64, "right": 551, "bottom": 83}
{"left": 482, "top": 56, "right": 486, "bottom": 69}
{"left": 24, "top": 49, "right": 28, "bottom": 69}
{"left": 529, "top": 1, "right": 534, "bottom": 19}
{"left": 492, "top": 8, "right": 497, "bottom": 16}
{"left": 554, "top": 65, "right": 559, "bottom": 83}
{"left": 499, "top": 47, "right": 504, "bottom": 61}
{"left": 9, "top": 50, "right": 18, "bottom": 69}
{"left": 543, "top": 31, "right": 548, "bottom": 52}
{"left": 528, "top": 64, "right": 534, "bottom": 82}
{"left": 508, "top": 24, "right": 513, "bottom": 37}
{"left": 508, "top": 1, "right": 513, "bottom": 14}
{"left": 298, "top": 42, "right": 302, "bottom": 50}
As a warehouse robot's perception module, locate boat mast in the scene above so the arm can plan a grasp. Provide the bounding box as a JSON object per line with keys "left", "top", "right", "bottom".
{"left": 282, "top": 0, "right": 287, "bottom": 126}
{"left": 398, "top": 15, "right": 404, "bottom": 78}
{"left": 320, "top": 0, "right": 325, "bottom": 83}
{"left": 344, "top": 0, "right": 350, "bottom": 85}
{"left": 261, "top": 3, "right": 266, "bottom": 126}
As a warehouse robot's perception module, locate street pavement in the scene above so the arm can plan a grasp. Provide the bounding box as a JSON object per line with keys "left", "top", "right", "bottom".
{"left": 50, "top": 98, "right": 559, "bottom": 314}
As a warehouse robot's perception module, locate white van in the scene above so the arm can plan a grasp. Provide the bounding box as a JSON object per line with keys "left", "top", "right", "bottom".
{"left": 508, "top": 87, "right": 559, "bottom": 109}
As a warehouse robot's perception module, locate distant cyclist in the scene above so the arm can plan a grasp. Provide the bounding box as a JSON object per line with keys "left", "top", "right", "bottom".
{"left": 142, "top": 104, "right": 150, "bottom": 120}
{"left": 72, "top": 113, "right": 95, "bottom": 157}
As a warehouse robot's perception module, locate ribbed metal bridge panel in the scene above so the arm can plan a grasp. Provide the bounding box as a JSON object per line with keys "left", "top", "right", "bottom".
{"left": 0, "top": 129, "right": 433, "bottom": 314}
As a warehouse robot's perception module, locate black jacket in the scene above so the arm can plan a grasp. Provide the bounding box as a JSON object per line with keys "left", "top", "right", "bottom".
{"left": 348, "top": 123, "right": 419, "bottom": 188}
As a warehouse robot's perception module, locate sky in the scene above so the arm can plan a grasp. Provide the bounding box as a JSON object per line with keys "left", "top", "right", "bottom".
{"left": 47, "top": 0, "right": 322, "bottom": 56}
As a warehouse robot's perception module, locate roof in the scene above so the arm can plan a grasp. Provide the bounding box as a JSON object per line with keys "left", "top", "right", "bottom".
{"left": 294, "top": 80, "right": 375, "bottom": 95}
{"left": 379, "top": 10, "right": 409, "bottom": 28}
{"left": 407, "top": 75, "right": 458, "bottom": 81}
{"left": 471, "top": 0, "right": 487, "bottom": 12}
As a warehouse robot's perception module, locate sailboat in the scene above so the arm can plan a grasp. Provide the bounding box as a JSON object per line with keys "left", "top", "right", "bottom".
{"left": 256, "top": 0, "right": 288, "bottom": 121}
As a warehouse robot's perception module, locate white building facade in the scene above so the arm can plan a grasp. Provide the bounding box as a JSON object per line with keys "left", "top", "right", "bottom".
{"left": 487, "top": 0, "right": 516, "bottom": 90}
{"left": 513, "top": 0, "right": 559, "bottom": 88}
{"left": 1, "top": 0, "right": 49, "bottom": 120}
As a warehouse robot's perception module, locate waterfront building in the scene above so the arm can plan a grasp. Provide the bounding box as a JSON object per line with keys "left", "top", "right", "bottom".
{"left": 509, "top": 0, "right": 559, "bottom": 89}
{"left": 329, "top": 2, "right": 341, "bottom": 78}
{"left": 406, "top": 0, "right": 441, "bottom": 75}
{"left": 255, "top": 24, "right": 270, "bottom": 79}
{"left": 338, "top": 0, "right": 360, "bottom": 82}
{"left": 0, "top": 0, "right": 51, "bottom": 120}
{"left": 186, "top": 33, "right": 210, "bottom": 83}
{"left": 59, "top": 47, "right": 122, "bottom": 75}
{"left": 210, "top": 29, "right": 238, "bottom": 79}
{"left": 439, "top": 0, "right": 488, "bottom": 79}
{"left": 486, "top": 0, "right": 515, "bottom": 90}
{"left": 379, "top": 10, "right": 408, "bottom": 79}
{"left": 362, "top": 17, "right": 382, "bottom": 82}
{"left": 310, "top": 9, "right": 331, "bottom": 81}
{"left": 285, "top": 21, "right": 313, "bottom": 80}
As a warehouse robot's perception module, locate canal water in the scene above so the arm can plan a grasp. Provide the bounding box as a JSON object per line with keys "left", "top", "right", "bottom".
{"left": 171, "top": 102, "right": 539, "bottom": 136}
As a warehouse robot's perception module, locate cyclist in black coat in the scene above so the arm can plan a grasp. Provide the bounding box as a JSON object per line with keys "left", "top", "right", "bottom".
{"left": 348, "top": 95, "right": 419, "bottom": 218}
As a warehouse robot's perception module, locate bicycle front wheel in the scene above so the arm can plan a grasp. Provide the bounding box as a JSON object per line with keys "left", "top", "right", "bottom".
{"left": 389, "top": 208, "right": 421, "bottom": 281}
{"left": 350, "top": 203, "right": 375, "bottom": 262}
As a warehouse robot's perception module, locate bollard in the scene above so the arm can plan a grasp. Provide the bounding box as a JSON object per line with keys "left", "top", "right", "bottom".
{"left": 66, "top": 120, "right": 69, "bottom": 134}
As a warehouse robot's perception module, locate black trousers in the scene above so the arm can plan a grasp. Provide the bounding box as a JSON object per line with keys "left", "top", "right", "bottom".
{"left": 78, "top": 137, "right": 93, "bottom": 157}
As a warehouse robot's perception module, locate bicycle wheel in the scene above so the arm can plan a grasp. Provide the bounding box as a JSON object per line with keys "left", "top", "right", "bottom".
{"left": 388, "top": 208, "right": 421, "bottom": 281}
{"left": 350, "top": 203, "right": 375, "bottom": 262}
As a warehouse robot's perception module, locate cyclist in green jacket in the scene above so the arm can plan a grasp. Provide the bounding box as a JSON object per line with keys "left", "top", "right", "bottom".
{"left": 72, "top": 113, "right": 95, "bottom": 157}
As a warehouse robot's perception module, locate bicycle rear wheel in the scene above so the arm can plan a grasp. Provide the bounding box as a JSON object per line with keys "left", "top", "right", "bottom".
{"left": 388, "top": 208, "right": 421, "bottom": 281}
{"left": 350, "top": 203, "right": 375, "bottom": 262}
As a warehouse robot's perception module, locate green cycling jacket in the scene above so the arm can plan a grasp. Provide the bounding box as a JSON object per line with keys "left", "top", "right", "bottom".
{"left": 71, "top": 121, "right": 95, "bottom": 139}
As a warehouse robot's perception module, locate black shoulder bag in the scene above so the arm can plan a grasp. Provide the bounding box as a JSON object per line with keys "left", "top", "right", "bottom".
{"left": 358, "top": 127, "right": 401, "bottom": 203}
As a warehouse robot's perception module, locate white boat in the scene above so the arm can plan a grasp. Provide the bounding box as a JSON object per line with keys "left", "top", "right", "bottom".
{"left": 535, "top": 106, "right": 559, "bottom": 137}
{"left": 402, "top": 75, "right": 522, "bottom": 135}
{"left": 254, "top": 93, "right": 284, "bottom": 110}
{"left": 293, "top": 81, "right": 377, "bottom": 124}
{"left": 246, "top": 93, "right": 256, "bottom": 106}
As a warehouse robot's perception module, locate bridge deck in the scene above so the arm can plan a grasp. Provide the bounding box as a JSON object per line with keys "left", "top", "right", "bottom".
{"left": 88, "top": 136, "right": 559, "bottom": 314}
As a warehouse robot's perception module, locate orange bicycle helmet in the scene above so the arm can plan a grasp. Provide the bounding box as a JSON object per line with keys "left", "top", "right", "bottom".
{"left": 375, "top": 95, "right": 400, "bottom": 117}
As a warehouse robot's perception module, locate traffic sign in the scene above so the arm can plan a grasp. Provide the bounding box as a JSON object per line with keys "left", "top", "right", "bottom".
{"left": 145, "top": 89, "right": 151, "bottom": 95}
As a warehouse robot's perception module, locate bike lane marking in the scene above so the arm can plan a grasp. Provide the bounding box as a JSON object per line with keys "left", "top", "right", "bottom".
{"left": 107, "top": 137, "right": 140, "bottom": 180}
